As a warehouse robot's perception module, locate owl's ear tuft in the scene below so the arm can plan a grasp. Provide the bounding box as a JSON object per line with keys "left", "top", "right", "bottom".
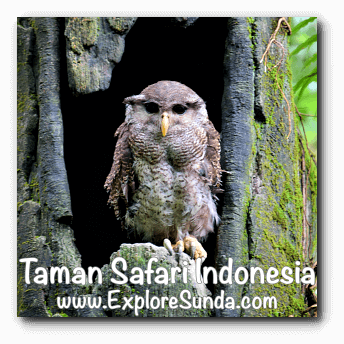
{"left": 123, "top": 94, "right": 146, "bottom": 105}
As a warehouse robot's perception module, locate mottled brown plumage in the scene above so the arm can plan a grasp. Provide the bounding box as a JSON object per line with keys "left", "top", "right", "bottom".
{"left": 104, "top": 81, "right": 222, "bottom": 259}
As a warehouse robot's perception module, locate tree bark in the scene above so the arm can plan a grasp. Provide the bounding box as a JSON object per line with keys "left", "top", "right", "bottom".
{"left": 17, "top": 17, "right": 317, "bottom": 317}
{"left": 215, "top": 17, "right": 317, "bottom": 317}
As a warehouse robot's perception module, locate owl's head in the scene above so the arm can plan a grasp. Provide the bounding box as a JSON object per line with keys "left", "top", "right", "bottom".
{"left": 123, "top": 81, "right": 208, "bottom": 136}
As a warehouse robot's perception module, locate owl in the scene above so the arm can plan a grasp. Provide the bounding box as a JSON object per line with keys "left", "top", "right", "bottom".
{"left": 104, "top": 81, "right": 222, "bottom": 261}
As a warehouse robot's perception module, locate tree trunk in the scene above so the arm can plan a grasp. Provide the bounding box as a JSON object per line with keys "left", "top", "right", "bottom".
{"left": 17, "top": 17, "right": 317, "bottom": 317}
{"left": 215, "top": 17, "right": 317, "bottom": 317}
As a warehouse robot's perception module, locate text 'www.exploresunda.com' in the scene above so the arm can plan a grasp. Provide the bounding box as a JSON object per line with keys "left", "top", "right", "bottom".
{"left": 57, "top": 290, "right": 278, "bottom": 316}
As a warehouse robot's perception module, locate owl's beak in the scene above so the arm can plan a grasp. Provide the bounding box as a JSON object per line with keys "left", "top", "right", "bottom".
{"left": 161, "top": 112, "right": 170, "bottom": 137}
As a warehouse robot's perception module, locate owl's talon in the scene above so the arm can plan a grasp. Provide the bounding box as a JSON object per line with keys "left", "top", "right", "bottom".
{"left": 171, "top": 240, "right": 184, "bottom": 263}
{"left": 163, "top": 238, "right": 174, "bottom": 256}
{"left": 190, "top": 242, "right": 196, "bottom": 259}
{"left": 172, "top": 240, "right": 184, "bottom": 254}
{"left": 182, "top": 236, "right": 207, "bottom": 262}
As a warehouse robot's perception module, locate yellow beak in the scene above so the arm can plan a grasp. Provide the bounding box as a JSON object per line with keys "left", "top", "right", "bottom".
{"left": 161, "top": 112, "right": 169, "bottom": 137}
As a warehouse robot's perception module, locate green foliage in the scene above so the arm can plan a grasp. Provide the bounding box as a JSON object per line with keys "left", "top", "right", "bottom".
{"left": 291, "top": 17, "right": 316, "bottom": 35}
{"left": 294, "top": 66, "right": 317, "bottom": 101}
{"left": 290, "top": 34, "right": 317, "bottom": 58}
{"left": 289, "top": 17, "right": 317, "bottom": 154}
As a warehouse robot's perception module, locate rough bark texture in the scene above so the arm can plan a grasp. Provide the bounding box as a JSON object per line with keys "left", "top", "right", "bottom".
{"left": 65, "top": 17, "right": 136, "bottom": 95}
{"left": 215, "top": 17, "right": 317, "bottom": 317}
{"left": 17, "top": 18, "right": 82, "bottom": 317}
{"left": 17, "top": 17, "right": 317, "bottom": 317}
{"left": 216, "top": 17, "right": 255, "bottom": 317}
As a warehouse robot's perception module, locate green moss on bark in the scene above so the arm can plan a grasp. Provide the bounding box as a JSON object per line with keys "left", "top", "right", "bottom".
{"left": 239, "top": 18, "right": 313, "bottom": 317}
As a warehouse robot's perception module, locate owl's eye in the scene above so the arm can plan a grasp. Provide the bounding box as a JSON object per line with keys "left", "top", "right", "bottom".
{"left": 173, "top": 105, "right": 187, "bottom": 115}
{"left": 144, "top": 102, "right": 160, "bottom": 114}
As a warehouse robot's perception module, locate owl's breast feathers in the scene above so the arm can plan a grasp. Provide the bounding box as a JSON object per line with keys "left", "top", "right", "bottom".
{"left": 104, "top": 119, "right": 222, "bottom": 241}
{"left": 129, "top": 120, "right": 206, "bottom": 167}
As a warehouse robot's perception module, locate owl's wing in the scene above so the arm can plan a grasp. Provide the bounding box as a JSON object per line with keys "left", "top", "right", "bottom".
{"left": 104, "top": 122, "right": 135, "bottom": 225}
{"left": 203, "top": 120, "right": 223, "bottom": 194}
